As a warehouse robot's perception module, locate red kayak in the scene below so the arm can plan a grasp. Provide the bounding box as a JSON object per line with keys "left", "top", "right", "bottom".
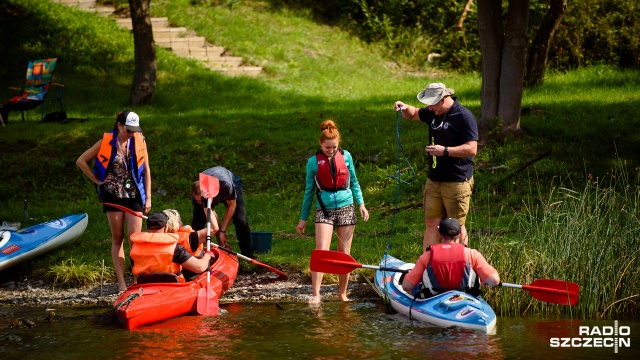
{"left": 113, "top": 247, "right": 239, "bottom": 329}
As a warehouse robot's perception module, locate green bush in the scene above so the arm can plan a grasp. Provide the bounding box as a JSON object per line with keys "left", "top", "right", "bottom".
{"left": 550, "top": 0, "right": 640, "bottom": 70}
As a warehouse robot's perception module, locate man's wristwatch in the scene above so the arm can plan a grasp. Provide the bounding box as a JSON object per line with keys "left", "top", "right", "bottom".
{"left": 443, "top": 147, "right": 449, "bottom": 156}
{"left": 219, "top": 229, "right": 226, "bottom": 233}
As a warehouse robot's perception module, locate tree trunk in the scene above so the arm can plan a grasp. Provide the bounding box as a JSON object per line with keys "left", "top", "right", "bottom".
{"left": 497, "top": 0, "right": 529, "bottom": 134}
{"left": 477, "top": 0, "right": 503, "bottom": 146}
{"left": 128, "top": 0, "right": 156, "bottom": 105}
{"left": 525, "top": 0, "right": 567, "bottom": 87}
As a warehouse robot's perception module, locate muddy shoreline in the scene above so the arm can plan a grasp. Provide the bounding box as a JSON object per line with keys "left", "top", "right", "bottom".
{"left": 0, "top": 271, "right": 379, "bottom": 308}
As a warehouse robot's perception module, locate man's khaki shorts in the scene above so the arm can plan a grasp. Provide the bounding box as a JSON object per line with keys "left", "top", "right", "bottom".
{"left": 423, "top": 177, "right": 474, "bottom": 226}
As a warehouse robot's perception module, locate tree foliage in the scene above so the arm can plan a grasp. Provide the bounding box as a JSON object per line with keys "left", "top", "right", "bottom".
{"left": 267, "top": 0, "right": 639, "bottom": 72}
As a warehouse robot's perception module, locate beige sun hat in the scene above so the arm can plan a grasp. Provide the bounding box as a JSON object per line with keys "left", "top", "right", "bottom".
{"left": 417, "top": 83, "right": 455, "bottom": 106}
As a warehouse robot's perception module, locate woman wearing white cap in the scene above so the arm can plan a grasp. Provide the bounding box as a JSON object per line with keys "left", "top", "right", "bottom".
{"left": 76, "top": 110, "right": 152, "bottom": 293}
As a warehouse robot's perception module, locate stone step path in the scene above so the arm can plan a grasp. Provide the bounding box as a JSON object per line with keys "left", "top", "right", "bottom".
{"left": 52, "top": 0, "right": 262, "bottom": 77}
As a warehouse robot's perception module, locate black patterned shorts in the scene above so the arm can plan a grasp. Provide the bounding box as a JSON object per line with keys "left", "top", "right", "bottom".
{"left": 315, "top": 204, "right": 357, "bottom": 227}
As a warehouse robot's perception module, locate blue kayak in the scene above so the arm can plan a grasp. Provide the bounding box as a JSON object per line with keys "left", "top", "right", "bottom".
{"left": 0, "top": 213, "right": 88, "bottom": 271}
{"left": 374, "top": 253, "right": 497, "bottom": 334}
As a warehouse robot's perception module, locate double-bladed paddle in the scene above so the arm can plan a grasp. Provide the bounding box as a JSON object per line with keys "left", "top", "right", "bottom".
{"left": 210, "top": 240, "right": 288, "bottom": 279}
{"left": 500, "top": 280, "right": 580, "bottom": 306}
{"left": 310, "top": 249, "right": 580, "bottom": 306}
{"left": 310, "top": 249, "right": 409, "bottom": 274}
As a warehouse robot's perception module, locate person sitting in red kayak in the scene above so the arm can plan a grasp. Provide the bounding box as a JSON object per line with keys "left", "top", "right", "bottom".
{"left": 130, "top": 212, "right": 216, "bottom": 283}
{"left": 401, "top": 218, "right": 500, "bottom": 298}
{"left": 162, "top": 208, "right": 220, "bottom": 281}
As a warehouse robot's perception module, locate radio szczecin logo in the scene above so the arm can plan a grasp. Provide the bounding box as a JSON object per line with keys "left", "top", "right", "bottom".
{"left": 550, "top": 321, "right": 631, "bottom": 354}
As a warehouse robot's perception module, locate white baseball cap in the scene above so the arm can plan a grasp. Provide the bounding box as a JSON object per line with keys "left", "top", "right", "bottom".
{"left": 117, "top": 110, "right": 142, "bottom": 132}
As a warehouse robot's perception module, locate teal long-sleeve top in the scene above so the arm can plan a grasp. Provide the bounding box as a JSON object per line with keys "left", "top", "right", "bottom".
{"left": 299, "top": 149, "right": 365, "bottom": 221}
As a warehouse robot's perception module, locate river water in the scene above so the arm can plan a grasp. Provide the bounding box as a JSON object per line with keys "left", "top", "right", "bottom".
{"left": 1, "top": 301, "right": 637, "bottom": 359}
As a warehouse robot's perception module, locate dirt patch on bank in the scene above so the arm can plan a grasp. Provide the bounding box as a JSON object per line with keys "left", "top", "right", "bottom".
{"left": 0, "top": 271, "right": 379, "bottom": 308}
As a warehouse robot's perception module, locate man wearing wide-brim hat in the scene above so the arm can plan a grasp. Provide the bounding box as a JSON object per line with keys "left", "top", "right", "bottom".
{"left": 393, "top": 83, "right": 478, "bottom": 250}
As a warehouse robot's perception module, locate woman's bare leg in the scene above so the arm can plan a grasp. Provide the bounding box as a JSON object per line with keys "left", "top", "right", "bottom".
{"left": 336, "top": 225, "right": 354, "bottom": 301}
{"left": 106, "top": 211, "right": 126, "bottom": 291}
{"left": 309, "top": 223, "right": 334, "bottom": 304}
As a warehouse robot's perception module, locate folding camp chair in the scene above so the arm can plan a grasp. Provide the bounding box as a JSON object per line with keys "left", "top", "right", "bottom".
{"left": 0, "top": 58, "right": 64, "bottom": 126}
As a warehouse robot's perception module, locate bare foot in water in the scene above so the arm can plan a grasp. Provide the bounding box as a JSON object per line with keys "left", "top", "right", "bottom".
{"left": 307, "top": 295, "right": 322, "bottom": 304}
{"left": 339, "top": 294, "right": 350, "bottom": 302}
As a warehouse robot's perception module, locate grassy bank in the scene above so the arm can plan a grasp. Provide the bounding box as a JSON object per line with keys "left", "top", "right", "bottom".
{"left": 1, "top": 0, "right": 639, "bottom": 319}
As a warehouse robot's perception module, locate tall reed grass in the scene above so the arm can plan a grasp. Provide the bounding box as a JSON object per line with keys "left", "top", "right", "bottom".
{"left": 479, "top": 159, "right": 639, "bottom": 319}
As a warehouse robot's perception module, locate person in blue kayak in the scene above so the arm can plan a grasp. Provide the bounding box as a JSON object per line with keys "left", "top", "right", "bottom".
{"left": 76, "top": 110, "right": 152, "bottom": 294}
{"left": 296, "top": 119, "right": 369, "bottom": 304}
{"left": 191, "top": 166, "right": 256, "bottom": 259}
{"left": 130, "top": 212, "right": 215, "bottom": 283}
{"left": 401, "top": 218, "right": 500, "bottom": 298}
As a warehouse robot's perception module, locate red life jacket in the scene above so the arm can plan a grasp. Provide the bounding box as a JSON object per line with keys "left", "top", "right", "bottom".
{"left": 130, "top": 232, "right": 185, "bottom": 282}
{"left": 315, "top": 149, "right": 350, "bottom": 192}
{"left": 420, "top": 243, "right": 477, "bottom": 297}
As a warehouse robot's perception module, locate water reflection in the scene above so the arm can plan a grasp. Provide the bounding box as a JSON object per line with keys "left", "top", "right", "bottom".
{"left": 0, "top": 303, "right": 637, "bottom": 359}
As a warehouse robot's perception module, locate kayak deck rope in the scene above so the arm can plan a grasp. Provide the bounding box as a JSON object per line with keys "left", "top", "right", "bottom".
{"left": 114, "top": 288, "right": 144, "bottom": 321}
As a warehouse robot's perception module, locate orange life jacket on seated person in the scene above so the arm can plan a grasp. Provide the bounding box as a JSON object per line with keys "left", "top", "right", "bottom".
{"left": 130, "top": 232, "right": 185, "bottom": 282}
{"left": 175, "top": 227, "right": 204, "bottom": 257}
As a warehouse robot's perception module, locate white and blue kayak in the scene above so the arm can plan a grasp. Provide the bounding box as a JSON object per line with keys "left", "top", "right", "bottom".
{"left": 374, "top": 253, "right": 497, "bottom": 334}
{"left": 0, "top": 213, "right": 88, "bottom": 271}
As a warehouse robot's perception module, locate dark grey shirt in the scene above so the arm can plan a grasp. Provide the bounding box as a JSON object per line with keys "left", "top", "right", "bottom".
{"left": 201, "top": 166, "right": 240, "bottom": 207}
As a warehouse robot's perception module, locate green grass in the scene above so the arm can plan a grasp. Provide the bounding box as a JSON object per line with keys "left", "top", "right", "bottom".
{"left": 1, "top": 0, "right": 639, "bottom": 319}
{"left": 477, "top": 160, "right": 640, "bottom": 318}
{"left": 47, "top": 258, "right": 114, "bottom": 288}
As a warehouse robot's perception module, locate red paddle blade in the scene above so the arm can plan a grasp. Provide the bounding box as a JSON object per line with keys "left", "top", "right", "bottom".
{"left": 524, "top": 279, "right": 580, "bottom": 306}
{"left": 196, "top": 287, "right": 219, "bottom": 316}
{"left": 199, "top": 173, "right": 220, "bottom": 199}
{"left": 310, "top": 249, "right": 361, "bottom": 274}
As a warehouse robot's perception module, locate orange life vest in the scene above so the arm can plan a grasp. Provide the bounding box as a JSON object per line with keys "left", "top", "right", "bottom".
{"left": 130, "top": 232, "right": 185, "bottom": 282}
{"left": 94, "top": 131, "right": 148, "bottom": 203}
{"left": 175, "top": 227, "right": 203, "bottom": 257}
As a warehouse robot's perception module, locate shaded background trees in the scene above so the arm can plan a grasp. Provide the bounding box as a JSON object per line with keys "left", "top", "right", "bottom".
{"left": 265, "top": 0, "right": 638, "bottom": 146}
{"left": 267, "top": 0, "right": 639, "bottom": 74}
